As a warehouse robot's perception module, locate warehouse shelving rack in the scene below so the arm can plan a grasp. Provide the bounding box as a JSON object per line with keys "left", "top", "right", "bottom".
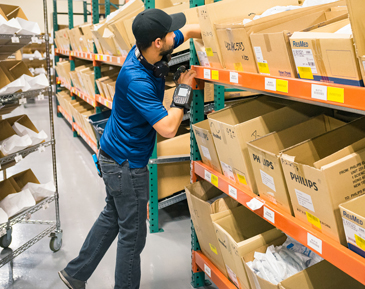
{"left": 188, "top": 32, "right": 365, "bottom": 289}
{"left": 0, "top": 0, "right": 62, "bottom": 267}
{"left": 53, "top": 0, "right": 200, "bottom": 233}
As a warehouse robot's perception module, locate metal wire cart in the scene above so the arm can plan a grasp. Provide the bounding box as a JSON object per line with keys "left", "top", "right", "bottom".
{"left": 0, "top": 0, "right": 62, "bottom": 267}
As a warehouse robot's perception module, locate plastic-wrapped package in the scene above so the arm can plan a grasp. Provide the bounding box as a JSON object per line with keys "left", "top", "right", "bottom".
{"left": 253, "top": 5, "right": 301, "bottom": 20}
{"left": 0, "top": 208, "right": 8, "bottom": 224}
{"left": 12, "top": 121, "right": 47, "bottom": 146}
{"left": 335, "top": 24, "right": 352, "bottom": 34}
{"left": 22, "top": 182, "right": 55, "bottom": 202}
{"left": 302, "top": 0, "right": 338, "bottom": 7}
{"left": 0, "top": 189, "right": 36, "bottom": 217}
{"left": 0, "top": 134, "right": 32, "bottom": 155}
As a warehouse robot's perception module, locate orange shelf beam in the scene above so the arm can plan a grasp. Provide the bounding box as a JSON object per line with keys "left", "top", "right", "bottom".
{"left": 71, "top": 88, "right": 97, "bottom": 107}
{"left": 193, "top": 251, "right": 237, "bottom": 289}
{"left": 96, "top": 94, "right": 113, "bottom": 109}
{"left": 55, "top": 48, "right": 70, "bottom": 57}
{"left": 73, "top": 123, "right": 98, "bottom": 153}
{"left": 94, "top": 54, "right": 126, "bottom": 66}
{"left": 58, "top": 105, "right": 73, "bottom": 126}
{"left": 191, "top": 66, "right": 365, "bottom": 113}
{"left": 193, "top": 160, "right": 365, "bottom": 285}
{"left": 70, "top": 50, "right": 94, "bottom": 61}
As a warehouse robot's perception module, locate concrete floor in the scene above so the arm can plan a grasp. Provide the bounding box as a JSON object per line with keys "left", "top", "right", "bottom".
{"left": 0, "top": 99, "right": 217, "bottom": 289}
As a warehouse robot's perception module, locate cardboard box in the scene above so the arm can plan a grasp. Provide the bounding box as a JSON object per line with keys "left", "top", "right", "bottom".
{"left": 193, "top": 120, "right": 223, "bottom": 174}
{"left": 0, "top": 60, "right": 32, "bottom": 89}
{"left": 247, "top": 115, "right": 345, "bottom": 215}
{"left": 347, "top": 0, "right": 365, "bottom": 82}
{"left": 340, "top": 194, "right": 365, "bottom": 258}
{"left": 106, "top": 82, "right": 116, "bottom": 100}
{"left": 198, "top": 0, "right": 299, "bottom": 69}
{"left": 0, "top": 4, "right": 27, "bottom": 21}
{"left": 204, "top": 83, "right": 257, "bottom": 103}
{"left": 157, "top": 133, "right": 191, "bottom": 200}
{"left": 11, "top": 169, "right": 40, "bottom": 189}
{"left": 290, "top": 20, "right": 363, "bottom": 86}
{"left": 185, "top": 180, "right": 241, "bottom": 278}
{"left": 280, "top": 117, "right": 365, "bottom": 244}
{"left": 0, "top": 178, "right": 21, "bottom": 201}
{"left": 208, "top": 98, "right": 326, "bottom": 194}
{"left": 217, "top": 1, "right": 346, "bottom": 74}
{"left": 212, "top": 205, "right": 283, "bottom": 289}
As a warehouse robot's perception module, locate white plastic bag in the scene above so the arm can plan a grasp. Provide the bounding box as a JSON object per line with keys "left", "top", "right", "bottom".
{"left": 22, "top": 182, "right": 55, "bottom": 202}
{"left": 302, "top": 0, "right": 338, "bottom": 7}
{"left": 12, "top": 122, "right": 47, "bottom": 146}
{"left": 0, "top": 134, "right": 32, "bottom": 155}
{"left": 16, "top": 17, "right": 41, "bottom": 35}
{"left": 0, "top": 189, "right": 36, "bottom": 217}
{"left": 0, "top": 15, "right": 21, "bottom": 34}
{"left": 335, "top": 24, "right": 352, "bottom": 34}
{"left": 0, "top": 208, "right": 8, "bottom": 224}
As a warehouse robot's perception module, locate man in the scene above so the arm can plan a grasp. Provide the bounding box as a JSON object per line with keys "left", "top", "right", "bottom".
{"left": 59, "top": 8, "right": 201, "bottom": 289}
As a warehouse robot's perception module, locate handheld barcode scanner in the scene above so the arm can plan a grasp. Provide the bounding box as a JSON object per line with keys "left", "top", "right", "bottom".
{"left": 170, "top": 66, "right": 193, "bottom": 112}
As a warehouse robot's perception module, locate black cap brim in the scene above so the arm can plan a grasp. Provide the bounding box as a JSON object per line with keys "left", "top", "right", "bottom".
{"left": 168, "top": 12, "right": 186, "bottom": 32}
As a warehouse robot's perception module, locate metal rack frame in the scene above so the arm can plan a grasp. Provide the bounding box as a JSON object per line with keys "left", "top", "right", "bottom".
{"left": 0, "top": 0, "right": 62, "bottom": 267}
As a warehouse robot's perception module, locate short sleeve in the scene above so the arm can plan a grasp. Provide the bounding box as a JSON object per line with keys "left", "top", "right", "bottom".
{"left": 126, "top": 80, "right": 168, "bottom": 126}
{"left": 174, "top": 30, "right": 185, "bottom": 49}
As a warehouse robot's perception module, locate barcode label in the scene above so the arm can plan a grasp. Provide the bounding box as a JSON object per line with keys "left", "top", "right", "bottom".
{"left": 293, "top": 49, "right": 317, "bottom": 74}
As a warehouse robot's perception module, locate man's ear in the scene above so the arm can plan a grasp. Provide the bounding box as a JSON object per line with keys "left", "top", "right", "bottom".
{"left": 154, "top": 38, "right": 163, "bottom": 49}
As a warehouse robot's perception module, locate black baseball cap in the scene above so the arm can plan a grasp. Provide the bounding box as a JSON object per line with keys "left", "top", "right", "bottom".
{"left": 132, "top": 9, "right": 186, "bottom": 44}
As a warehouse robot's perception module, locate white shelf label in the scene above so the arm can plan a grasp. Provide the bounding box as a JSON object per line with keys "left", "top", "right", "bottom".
{"left": 311, "top": 84, "right": 327, "bottom": 101}
{"left": 247, "top": 198, "right": 264, "bottom": 211}
{"left": 307, "top": 233, "right": 322, "bottom": 254}
{"left": 264, "top": 207, "right": 275, "bottom": 224}
{"left": 42, "top": 203, "right": 49, "bottom": 210}
{"left": 204, "top": 264, "right": 211, "bottom": 278}
{"left": 230, "top": 72, "right": 239, "bottom": 84}
{"left": 19, "top": 98, "right": 27, "bottom": 104}
{"left": 117, "top": 57, "right": 121, "bottom": 64}
{"left": 265, "top": 78, "right": 277, "bottom": 91}
{"left": 38, "top": 93, "right": 45, "bottom": 100}
{"left": 204, "top": 69, "right": 211, "bottom": 80}
{"left": 31, "top": 36, "right": 38, "bottom": 43}
{"left": 205, "top": 170, "right": 212, "bottom": 182}
{"left": 11, "top": 36, "right": 19, "bottom": 43}
{"left": 228, "top": 185, "right": 237, "bottom": 200}
{"left": 15, "top": 154, "right": 23, "bottom": 163}
{"left": 38, "top": 145, "right": 46, "bottom": 153}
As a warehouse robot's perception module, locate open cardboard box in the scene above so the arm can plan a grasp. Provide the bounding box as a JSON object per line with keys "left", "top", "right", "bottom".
{"left": 212, "top": 205, "right": 283, "bottom": 289}
{"left": 198, "top": 0, "right": 299, "bottom": 69}
{"left": 247, "top": 115, "right": 345, "bottom": 215}
{"left": 0, "top": 4, "right": 27, "bottom": 21}
{"left": 208, "top": 98, "right": 326, "bottom": 194}
{"left": 280, "top": 116, "right": 365, "bottom": 244}
{"left": 185, "top": 180, "right": 241, "bottom": 278}
{"left": 290, "top": 17, "right": 363, "bottom": 86}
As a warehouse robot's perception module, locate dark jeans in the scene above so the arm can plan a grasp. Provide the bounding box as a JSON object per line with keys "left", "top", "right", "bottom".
{"left": 64, "top": 154, "right": 149, "bottom": 289}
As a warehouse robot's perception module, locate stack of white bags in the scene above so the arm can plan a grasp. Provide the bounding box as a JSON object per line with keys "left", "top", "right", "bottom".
{"left": 0, "top": 14, "right": 40, "bottom": 35}
{"left": 0, "top": 74, "right": 49, "bottom": 96}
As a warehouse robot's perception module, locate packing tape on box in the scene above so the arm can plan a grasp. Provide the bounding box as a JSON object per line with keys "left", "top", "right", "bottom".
{"left": 264, "top": 34, "right": 272, "bottom": 53}
{"left": 312, "top": 39, "right": 329, "bottom": 83}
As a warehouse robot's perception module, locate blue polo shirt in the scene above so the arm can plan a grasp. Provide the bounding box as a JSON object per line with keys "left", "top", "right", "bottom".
{"left": 100, "top": 30, "right": 184, "bottom": 168}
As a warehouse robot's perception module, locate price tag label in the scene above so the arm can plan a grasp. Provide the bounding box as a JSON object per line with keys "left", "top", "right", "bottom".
{"left": 264, "top": 207, "right": 275, "bottom": 224}
{"left": 307, "top": 233, "right": 322, "bottom": 254}
{"left": 15, "top": 154, "right": 23, "bottom": 163}
{"left": 204, "top": 69, "right": 211, "bottom": 80}
{"left": 311, "top": 84, "right": 327, "bottom": 101}
{"left": 265, "top": 78, "right": 277, "bottom": 91}
{"left": 38, "top": 145, "right": 46, "bottom": 153}
{"left": 11, "top": 36, "right": 19, "bottom": 43}
{"left": 230, "top": 72, "right": 238, "bottom": 84}
{"left": 29, "top": 57, "right": 34, "bottom": 61}
{"left": 276, "top": 79, "right": 288, "bottom": 93}
{"left": 38, "top": 93, "right": 45, "bottom": 100}
{"left": 327, "top": 87, "right": 344, "bottom": 103}
{"left": 42, "top": 203, "right": 49, "bottom": 210}
{"left": 205, "top": 170, "right": 211, "bottom": 182}
{"left": 204, "top": 264, "right": 212, "bottom": 278}
{"left": 211, "top": 174, "right": 219, "bottom": 187}
{"left": 117, "top": 57, "right": 121, "bottom": 64}
{"left": 228, "top": 185, "right": 237, "bottom": 199}
{"left": 32, "top": 36, "right": 38, "bottom": 43}
{"left": 212, "top": 70, "right": 219, "bottom": 80}
{"left": 19, "top": 98, "right": 27, "bottom": 104}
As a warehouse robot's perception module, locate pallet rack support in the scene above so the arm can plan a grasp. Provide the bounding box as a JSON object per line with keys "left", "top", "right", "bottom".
{"left": 53, "top": 0, "right": 62, "bottom": 118}
{"left": 105, "top": 0, "right": 111, "bottom": 16}
{"left": 83, "top": 1, "right": 88, "bottom": 22}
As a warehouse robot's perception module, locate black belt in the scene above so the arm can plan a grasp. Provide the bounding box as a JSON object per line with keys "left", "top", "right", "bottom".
{"left": 99, "top": 148, "right": 113, "bottom": 160}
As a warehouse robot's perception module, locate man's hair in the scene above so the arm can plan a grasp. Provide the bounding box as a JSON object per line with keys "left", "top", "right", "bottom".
{"left": 136, "top": 32, "right": 168, "bottom": 52}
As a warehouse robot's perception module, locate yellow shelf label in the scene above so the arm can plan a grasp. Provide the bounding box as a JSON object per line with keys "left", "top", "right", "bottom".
{"left": 206, "top": 47, "right": 214, "bottom": 57}
{"left": 237, "top": 174, "right": 247, "bottom": 185}
{"left": 276, "top": 79, "right": 288, "bottom": 93}
{"left": 298, "top": 67, "right": 314, "bottom": 80}
{"left": 327, "top": 87, "right": 344, "bottom": 103}
{"left": 212, "top": 70, "right": 219, "bottom": 80}
{"left": 211, "top": 174, "right": 219, "bottom": 187}
{"left": 101, "top": 55, "right": 104, "bottom": 61}
{"left": 355, "top": 235, "right": 365, "bottom": 251}
{"left": 234, "top": 62, "right": 244, "bottom": 72}
{"left": 209, "top": 243, "right": 218, "bottom": 255}
{"left": 258, "top": 62, "right": 270, "bottom": 75}
{"left": 306, "top": 211, "right": 322, "bottom": 230}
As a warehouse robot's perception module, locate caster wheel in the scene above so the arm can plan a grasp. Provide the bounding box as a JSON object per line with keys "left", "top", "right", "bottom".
{"left": 50, "top": 236, "right": 62, "bottom": 252}
{"left": 0, "top": 232, "right": 12, "bottom": 249}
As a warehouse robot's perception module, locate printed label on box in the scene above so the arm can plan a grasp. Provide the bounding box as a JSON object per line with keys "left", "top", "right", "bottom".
{"left": 306, "top": 211, "right": 322, "bottom": 230}
{"left": 307, "top": 232, "right": 322, "bottom": 254}
{"left": 234, "top": 63, "right": 243, "bottom": 72}
{"left": 343, "top": 218, "right": 365, "bottom": 250}
{"left": 259, "top": 61, "right": 270, "bottom": 75}
{"left": 254, "top": 47, "right": 264, "bottom": 63}
{"left": 298, "top": 67, "right": 314, "bottom": 80}
{"left": 209, "top": 243, "right": 218, "bottom": 255}
{"left": 220, "top": 162, "right": 235, "bottom": 182}
{"left": 292, "top": 49, "right": 317, "bottom": 74}
{"left": 197, "top": 51, "right": 210, "bottom": 67}
{"left": 260, "top": 170, "right": 276, "bottom": 192}
{"left": 228, "top": 185, "right": 237, "bottom": 200}
{"left": 205, "top": 48, "right": 214, "bottom": 57}
{"left": 295, "top": 189, "right": 315, "bottom": 212}
{"left": 200, "top": 145, "right": 212, "bottom": 161}
{"left": 264, "top": 206, "right": 275, "bottom": 224}
{"left": 226, "top": 265, "right": 240, "bottom": 288}
{"left": 237, "top": 173, "right": 247, "bottom": 185}
{"left": 312, "top": 84, "right": 327, "bottom": 101}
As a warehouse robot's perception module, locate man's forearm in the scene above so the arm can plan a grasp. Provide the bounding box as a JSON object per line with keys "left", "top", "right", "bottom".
{"left": 181, "top": 24, "right": 202, "bottom": 41}
{"left": 167, "top": 107, "right": 184, "bottom": 136}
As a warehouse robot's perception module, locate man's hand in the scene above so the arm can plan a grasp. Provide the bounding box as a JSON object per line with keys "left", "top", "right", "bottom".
{"left": 178, "top": 69, "right": 197, "bottom": 87}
